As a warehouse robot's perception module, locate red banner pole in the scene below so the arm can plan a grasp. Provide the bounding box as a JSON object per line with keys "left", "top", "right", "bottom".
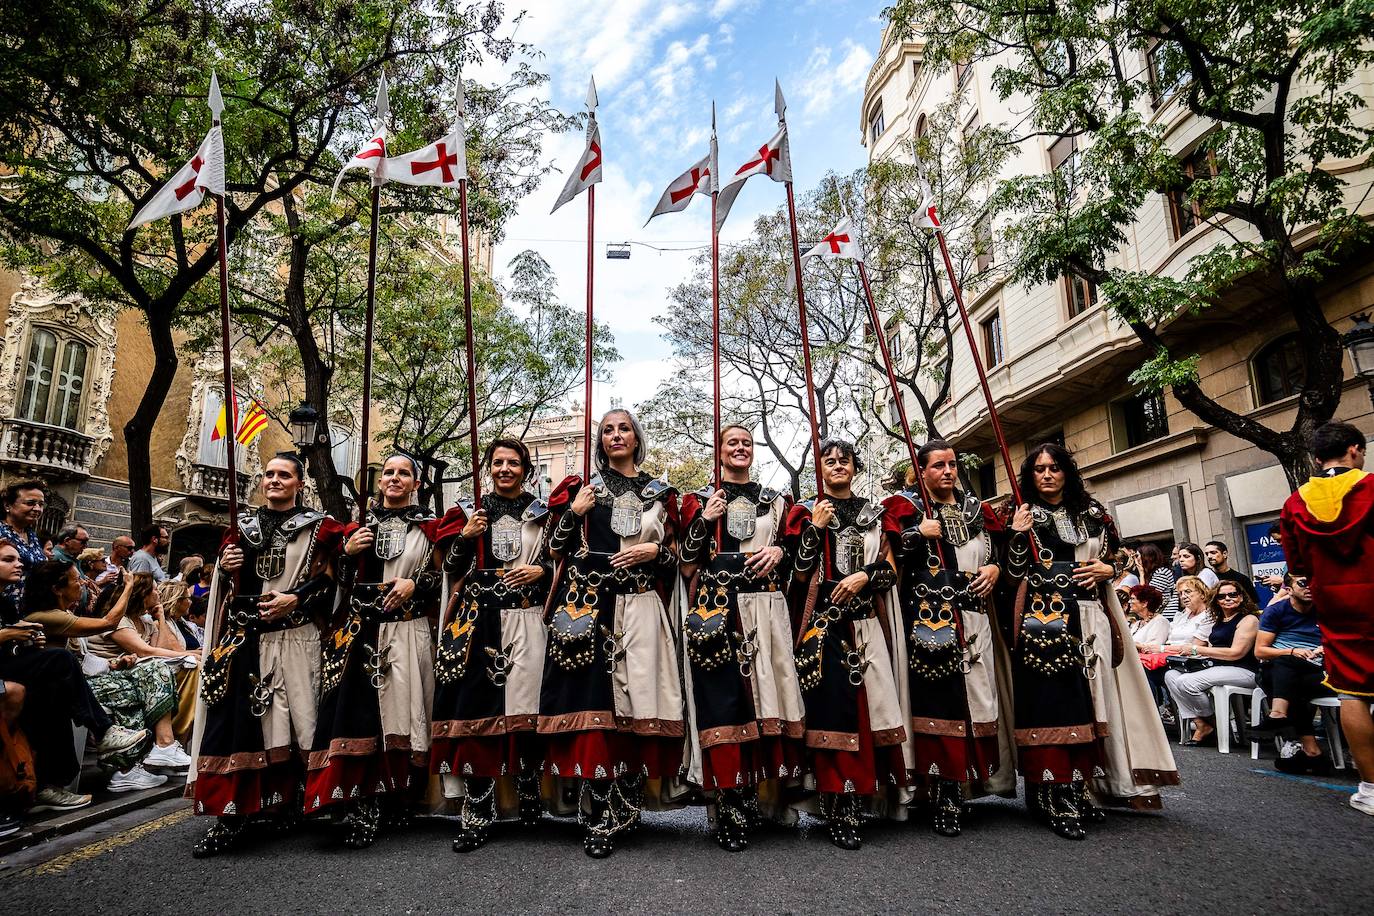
{"left": 785, "top": 184, "right": 826, "bottom": 499}
{"left": 357, "top": 184, "right": 380, "bottom": 525}
{"left": 583, "top": 185, "right": 595, "bottom": 482}
{"left": 459, "top": 177, "right": 481, "bottom": 506}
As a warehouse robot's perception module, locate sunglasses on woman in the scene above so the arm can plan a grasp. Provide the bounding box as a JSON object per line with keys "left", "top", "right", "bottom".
{"left": 1217, "top": 592, "right": 1241, "bottom": 601}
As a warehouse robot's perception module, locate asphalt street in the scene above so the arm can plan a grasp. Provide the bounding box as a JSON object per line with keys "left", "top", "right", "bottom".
{"left": 4, "top": 745, "right": 1370, "bottom": 915}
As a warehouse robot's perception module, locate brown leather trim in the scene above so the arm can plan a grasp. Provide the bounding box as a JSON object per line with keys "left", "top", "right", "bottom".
{"left": 537, "top": 710, "right": 617, "bottom": 734}
{"left": 1013, "top": 723, "right": 1105, "bottom": 746}
{"left": 971, "top": 719, "right": 999, "bottom": 738}
{"left": 699, "top": 722, "right": 759, "bottom": 748}
{"left": 619, "top": 715, "right": 685, "bottom": 737}
{"left": 1132, "top": 768, "right": 1181, "bottom": 787}
{"left": 758, "top": 717, "right": 806, "bottom": 739}
{"left": 431, "top": 714, "right": 540, "bottom": 738}
{"left": 306, "top": 737, "right": 378, "bottom": 770}
{"left": 909, "top": 717, "right": 969, "bottom": 738}
{"left": 194, "top": 746, "right": 296, "bottom": 775}
{"left": 805, "top": 729, "right": 860, "bottom": 750}
{"left": 872, "top": 725, "right": 906, "bottom": 747}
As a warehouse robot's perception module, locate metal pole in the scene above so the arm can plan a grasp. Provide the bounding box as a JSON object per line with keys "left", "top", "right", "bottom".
{"left": 583, "top": 185, "right": 595, "bottom": 482}
{"left": 785, "top": 183, "right": 825, "bottom": 498}
{"left": 357, "top": 184, "right": 381, "bottom": 524}
{"left": 459, "top": 177, "right": 481, "bottom": 506}
{"left": 712, "top": 190, "right": 722, "bottom": 490}
{"left": 214, "top": 193, "right": 239, "bottom": 535}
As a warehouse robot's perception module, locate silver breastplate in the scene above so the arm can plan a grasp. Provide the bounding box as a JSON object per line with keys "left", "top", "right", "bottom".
{"left": 490, "top": 513, "right": 523, "bottom": 563}
{"left": 938, "top": 503, "right": 972, "bottom": 546}
{"left": 836, "top": 527, "right": 865, "bottom": 576}
{"left": 255, "top": 533, "right": 288, "bottom": 581}
{"left": 726, "top": 495, "right": 757, "bottom": 541}
{"left": 1049, "top": 506, "right": 1087, "bottom": 546}
{"left": 374, "top": 516, "right": 408, "bottom": 561}
{"left": 609, "top": 488, "right": 643, "bottom": 538}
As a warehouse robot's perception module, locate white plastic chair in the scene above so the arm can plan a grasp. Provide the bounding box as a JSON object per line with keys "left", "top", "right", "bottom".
{"left": 1312, "top": 696, "right": 1347, "bottom": 770}
{"left": 1250, "top": 687, "right": 1267, "bottom": 760}
{"left": 1211, "top": 684, "right": 1259, "bottom": 754}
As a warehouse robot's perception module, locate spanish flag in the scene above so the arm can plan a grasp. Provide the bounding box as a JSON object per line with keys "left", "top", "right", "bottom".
{"left": 210, "top": 399, "right": 269, "bottom": 447}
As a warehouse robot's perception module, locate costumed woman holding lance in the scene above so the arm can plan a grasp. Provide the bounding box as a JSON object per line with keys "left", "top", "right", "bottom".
{"left": 431, "top": 437, "right": 553, "bottom": 853}
{"left": 679, "top": 424, "right": 805, "bottom": 852}
{"left": 305, "top": 452, "right": 450, "bottom": 848}
{"left": 539, "top": 408, "right": 685, "bottom": 859}
{"left": 189, "top": 453, "right": 345, "bottom": 858}
{"left": 1005, "top": 442, "right": 1178, "bottom": 840}
{"left": 784, "top": 439, "right": 907, "bottom": 851}
{"left": 883, "top": 440, "right": 1009, "bottom": 838}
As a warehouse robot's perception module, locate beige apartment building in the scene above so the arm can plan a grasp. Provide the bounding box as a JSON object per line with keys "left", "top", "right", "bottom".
{"left": 861, "top": 26, "right": 1374, "bottom": 572}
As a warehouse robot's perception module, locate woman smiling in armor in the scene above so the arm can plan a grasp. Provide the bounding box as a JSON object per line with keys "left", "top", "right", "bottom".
{"left": 538, "top": 408, "right": 685, "bottom": 858}
{"left": 678, "top": 424, "right": 804, "bottom": 852}
{"left": 1006, "top": 442, "right": 1178, "bottom": 840}
{"left": 431, "top": 437, "right": 553, "bottom": 853}
{"left": 783, "top": 439, "right": 907, "bottom": 850}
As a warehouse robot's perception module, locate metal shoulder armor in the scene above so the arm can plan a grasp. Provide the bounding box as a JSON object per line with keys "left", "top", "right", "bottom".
{"left": 640, "top": 478, "right": 674, "bottom": 502}
{"left": 522, "top": 498, "right": 550, "bottom": 523}
{"left": 280, "top": 509, "right": 326, "bottom": 536}
{"left": 238, "top": 514, "right": 265, "bottom": 548}
{"left": 855, "top": 502, "right": 885, "bottom": 530}
{"left": 759, "top": 486, "right": 782, "bottom": 504}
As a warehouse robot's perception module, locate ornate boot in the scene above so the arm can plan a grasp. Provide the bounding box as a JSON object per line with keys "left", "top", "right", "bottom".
{"left": 192, "top": 815, "right": 246, "bottom": 859}
{"left": 1047, "top": 783, "right": 1086, "bottom": 841}
{"left": 582, "top": 780, "right": 616, "bottom": 859}
{"left": 1075, "top": 780, "right": 1105, "bottom": 824}
{"left": 516, "top": 770, "right": 544, "bottom": 827}
{"left": 342, "top": 796, "right": 382, "bottom": 849}
{"left": 452, "top": 778, "right": 496, "bottom": 853}
{"left": 714, "top": 789, "right": 750, "bottom": 853}
{"left": 611, "top": 773, "right": 644, "bottom": 835}
{"left": 931, "top": 779, "right": 963, "bottom": 838}
{"left": 826, "top": 793, "right": 863, "bottom": 851}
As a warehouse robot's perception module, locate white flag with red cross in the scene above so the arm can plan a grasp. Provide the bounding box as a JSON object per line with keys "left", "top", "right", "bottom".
{"left": 382, "top": 125, "right": 465, "bottom": 188}
{"left": 551, "top": 78, "right": 603, "bottom": 214}
{"left": 128, "top": 78, "right": 226, "bottom": 230}
{"left": 802, "top": 216, "right": 862, "bottom": 263}
{"left": 331, "top": 74, "right": 390, "bottom": 200}
{"left": 715, "top": 122, "right": 791, "bottom": 232}
{"left": 645, "top": 151, "right": 712, "bottom": 224}
{"left": 915, "top": 180, "right": 940, "bottom": 230}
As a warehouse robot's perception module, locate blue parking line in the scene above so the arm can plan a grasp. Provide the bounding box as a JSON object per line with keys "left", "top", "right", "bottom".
{"left": 1249, "top": 768, "right": 1356, "bottom": 793}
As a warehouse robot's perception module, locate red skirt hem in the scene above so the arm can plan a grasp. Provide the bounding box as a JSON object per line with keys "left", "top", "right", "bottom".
{"left": 544, "top": 731, "right": 682, "bottom": 780}
{"left": 303, "top": 749, "right": 420, "bottom": 814}
{"left": 701, "top": 735, "right": 805, "bottom": 790}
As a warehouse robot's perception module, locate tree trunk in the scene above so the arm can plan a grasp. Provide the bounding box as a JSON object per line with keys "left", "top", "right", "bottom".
{"left": 125, "top": 307, "right": 180, "bottom": 534}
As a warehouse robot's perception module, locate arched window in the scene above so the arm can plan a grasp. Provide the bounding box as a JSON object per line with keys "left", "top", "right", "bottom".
{"left": 915, "top": 113, "right": 928, "bottom": 140}
{"left": 1252, "top": 333, "right": 1306, "bottom": 405}
{"left": 18, "top": 328, "right": 92, "bottom": 430}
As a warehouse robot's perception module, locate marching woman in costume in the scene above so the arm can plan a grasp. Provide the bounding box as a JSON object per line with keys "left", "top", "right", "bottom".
{"left": 678, "top": 424, "right": 805, "bottom": 852}
{"left": 539, "top": 408, "right": 685, "bottom": 859}
{"left": 883, "top": 440, "right": 1008, "bottom": 838}
{"left": 305, "top": 452, "right": 450, "bottom": 849}
{"left": 783, "top": 439, "right": 907, "bottom": 851}
{"left": 189, "top": 453, "right": 345, "bottom": 858}
{"left": 431, "top": 437, "right": 553, "bottom": 853}
{"left": 1005, "top": 442, "right": 1178, "bottom": 840}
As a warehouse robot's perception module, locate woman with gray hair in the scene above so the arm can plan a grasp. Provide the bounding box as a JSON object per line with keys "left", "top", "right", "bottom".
{"left": 539, "top": 408, "right": 685, "bottom": 858}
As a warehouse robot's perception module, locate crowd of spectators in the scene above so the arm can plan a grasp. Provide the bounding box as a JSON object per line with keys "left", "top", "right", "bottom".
{"left": 0, "top": 480, "right": 202, "bottom": 839}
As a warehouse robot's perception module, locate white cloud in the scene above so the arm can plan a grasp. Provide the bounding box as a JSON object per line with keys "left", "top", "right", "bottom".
{"left": 796, "top": 39, "right": 874, "bottom": 120}
{"left": 709, "top": 0, "right": 757, "bottom": 18}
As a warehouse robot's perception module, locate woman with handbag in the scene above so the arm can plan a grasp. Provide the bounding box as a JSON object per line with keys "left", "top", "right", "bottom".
{"left": 1164, "top": 584, "right": 1259, "bottom": 745}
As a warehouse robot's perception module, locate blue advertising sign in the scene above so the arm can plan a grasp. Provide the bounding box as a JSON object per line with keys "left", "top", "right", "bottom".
{"left": 1246, "top": 520, "right": 1286, "bottom": 570}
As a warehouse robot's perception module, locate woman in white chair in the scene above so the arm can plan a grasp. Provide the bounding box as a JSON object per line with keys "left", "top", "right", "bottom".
{"left": 1163, "top": 584, "right": 1259, "bottom": 746}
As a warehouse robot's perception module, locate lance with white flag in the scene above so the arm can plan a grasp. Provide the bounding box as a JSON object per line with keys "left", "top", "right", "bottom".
{"left": 644, "top": 150, "right": 712, "bottom": 224}
{"left": 330, "top": 74, "right": 390, "bottom": 201}
{"left": 453, "top": 77, "right": 484, "bottom": 512}
{"left": 552, "top": 78, "right": 602, "bottom": 482}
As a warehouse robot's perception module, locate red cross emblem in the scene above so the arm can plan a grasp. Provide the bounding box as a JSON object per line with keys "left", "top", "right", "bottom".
{"left": 736, "top": 143, "right": 779, "bottom": 176}
{"left": 174, "top": 156, "right": 205, "bottom": 201}
{"left": 669, "top": 167, "right": 709, "bottom": 205}
{"left": 579, "top": 140, "right": 602, "bottom": 182}
{"left": 411, "top": 141, "right": 458, "bottom": 182}
{"left": 356, "top": 136, "right": 385, "bottom": 161}
{"left": 821, "top": 231, "right": 850, "bottom": 254}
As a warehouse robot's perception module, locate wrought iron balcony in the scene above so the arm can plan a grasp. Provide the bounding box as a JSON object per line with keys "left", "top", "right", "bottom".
{"left": 0, "top": 417, "right": 98, "bottom": 478}
{"left": 190, "top": 463, "right": 252, "bottom": 504}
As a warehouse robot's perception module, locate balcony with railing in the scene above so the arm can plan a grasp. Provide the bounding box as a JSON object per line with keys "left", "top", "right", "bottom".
{"left": 189, "top": 463, "right": 252, "bottom": 505}
{"left": 0, "top": 417, "right": 98, "bottom": 478}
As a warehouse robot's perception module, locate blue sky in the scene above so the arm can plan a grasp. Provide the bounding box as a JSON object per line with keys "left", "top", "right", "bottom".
{"left": 478, "top": 0, "right": 885, "bottom": 415}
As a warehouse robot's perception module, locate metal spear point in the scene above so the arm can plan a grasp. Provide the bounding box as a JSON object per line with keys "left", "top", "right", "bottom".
{"left": 374, "top": 71, "right": 391, "bottom": 132}
{"left": 586, "top": 75, "right": 599, "bottom": 115}
{"left": 774, "top": 77, "right": 786, "bottom": 122}
{"left": 208, "top": 71, "right": 224, "bottom": 123}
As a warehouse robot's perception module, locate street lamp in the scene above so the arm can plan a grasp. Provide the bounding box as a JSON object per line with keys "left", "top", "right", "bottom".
{"left": 288, "top": 401, "right": 323, "bottom": 451}
{"left": 1341, "top": 312, "right": 1374, "bottom": 410}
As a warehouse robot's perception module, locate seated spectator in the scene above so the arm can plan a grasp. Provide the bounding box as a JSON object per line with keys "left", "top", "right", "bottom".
{"left": 6, "top": 554, "right": 146, "bottom": 811}
{"left": 0, "top": 480, "right": 48, "bottom": 599}
{"left": 51, "top": 525, "right": 89, "bottom": 566}
{"left": 152, "top": 579, "right": 201, "bottom": 744}
{"left": 0, "top": 677, "right": 26, "bottom": 837}
{"left": 1164, "top": 583, "right": 1260, "bottom": 745}
{"left": 174, "top": 555, "right": 203, "bottom": 584}
{"left": 1176, "top": 543, "right": 1219, "bottom": 589}
{"left": 1204, "top": 540, "right": 1260, "bottom": 605}
{"left": 126, "top": 524, "right": 169, "bottom": 583}
{"left": 75, "top": 547, "right": 117, "bottom": 616}
{"left": 26, "top": 563, "right": 183, "bottom": 792}
{"left": 1252, "top": 574, "right": 1333, "bottom": 774}
{"left": 1134, "top": 543, "right": 1179, "bottom": 620}
{"left": 1136, "top": 575, "right": 1215, "bottom": 717}
{"left": 1114, "top": 542, "right": 1141, "bottom": 604}
{"left": 1127, "top": 585, "right": 1170, "bottom": 648}
{"left": 84, "top": 573, "right": 197, "bottom": 785}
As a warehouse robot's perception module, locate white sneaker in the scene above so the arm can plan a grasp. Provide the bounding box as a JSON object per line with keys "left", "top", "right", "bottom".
{"left": 144, "top": 741, "right": 192, "bottom": 769}
{"left": 1351, "top": 790, "right": 1374, "bottom": 816}
{"left": 95, "top": 725, "right": 147, "bottom": 757}
{"left": 107, "top": 764, "right": 168, "bottom": 793}
{"left": 31, "top": 785, "right": 93, "bottom": 812}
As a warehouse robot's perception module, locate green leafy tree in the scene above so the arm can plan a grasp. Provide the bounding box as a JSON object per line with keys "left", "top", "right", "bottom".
{"left": 0, "top": 0, "right": 539, "bottom": 528}
{"left": 885, "top": 0, "right": 1374, "bottom": 485}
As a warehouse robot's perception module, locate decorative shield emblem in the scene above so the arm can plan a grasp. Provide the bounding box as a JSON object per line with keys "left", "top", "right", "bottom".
{"left": 725, "top": 495, "right": 757, "bottom": 541}
{"left": 1050, "top": 506, "right": 1086, "bottom": 545}
{"left": 490, "top": 514, "right": 522, "bottom": 563}
{"left": 610, "top": 489, "right": 643, "bottom": 538}
{"left": 255, "top": 534, "right": 287, "bottom": 582}
{"left": 374, "top": 517, "right": 408, "bottom": 561}
{"left": 836, "top": 527, "right": 865, "bottom": 576}
{"left": 939, "top": 503, "right": 970, "bottom": 546}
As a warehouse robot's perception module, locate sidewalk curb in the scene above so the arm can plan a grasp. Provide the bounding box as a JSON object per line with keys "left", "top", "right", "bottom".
{"left": 0, "top": 779, "right": 186, "bottom": 858}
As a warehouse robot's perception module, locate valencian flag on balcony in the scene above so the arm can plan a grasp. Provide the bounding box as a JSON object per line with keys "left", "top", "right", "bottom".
{"left": 550, "top": 78, "right": 603, "bottom": 214}
{"left": 382, "top": 77, "right": 466, "bottom": 188}
{"left": 128, "top": 76, "right": 226, "bottom": 229}
{"left": 331, "top": 74, "right": 390, "bottom": 200}
{"left": 211, "top": 399, "right": 268, "bottom": 447}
